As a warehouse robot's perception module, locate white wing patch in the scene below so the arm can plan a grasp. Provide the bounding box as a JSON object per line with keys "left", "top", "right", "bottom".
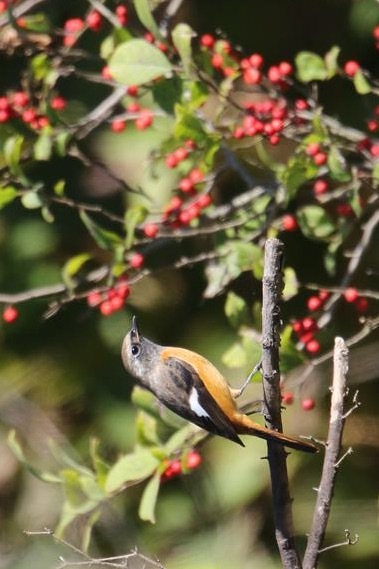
{"left": 189, "top": 387, "right": 210, "bottom": 418}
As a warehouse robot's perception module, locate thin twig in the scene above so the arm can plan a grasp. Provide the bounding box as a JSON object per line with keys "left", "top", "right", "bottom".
{"left": 318, "top": 529, "right": 359, "bottom": 554}
{"left": 303, "top": 337, "right": 353, "bottom": 569}
{"left": 261, "top": 238, "right": 302, "bottom": 569}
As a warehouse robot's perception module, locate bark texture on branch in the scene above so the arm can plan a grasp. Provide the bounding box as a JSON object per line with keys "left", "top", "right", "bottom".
{"left": 261, "top": 238, "right": 302, "bottom": 569}
{"left": 303, "top": 337, "right": 350, "bottom": 569}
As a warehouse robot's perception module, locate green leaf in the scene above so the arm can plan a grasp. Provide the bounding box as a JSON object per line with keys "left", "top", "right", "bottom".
{"left": 222, "top": 342, "right": 247, "bottom": 368}
{"left": 373, "top": 162, "right": 379, "bottom": 186}
{"left": 62, "top": 253, "right": 92, "bottom": 288}
{"left": 21, "top": 191, "right": 43, "bottom": 209}
{"left": 164, "top": 425, "right": 194, "bottom": 455}
{"left": 82, "top": 509, "right": 101, "bottom": 552}
{"left": 54, "top": 179, "right": 66, "bottom": 196}
{"left": 30, "top": 53, "right": 51, "bottom": 81}
{"left": 324, "top": 45, "right": 340, "bottom": 77}
{"left": 54, "top": 131, "right": 72, "bottom": 157}
{"left": 109, "top": 39, "right": 172, "bottom": 86}
{"left": 79, "top": 210, "right": 123, "bottom": 250}
{"left": 0, "top": 186, "right": 18, "bottom": 209}
{"left": 297, "top": 205, "right": 336, "bottom": 240}
{"left": 133, "top": 0, "right": 162, "bottom": 40}
{"left": 280, "top": 325, "right": 305, "bottom": 372}
{"left": 353, "top": 69, "right": 371, "bottom": 94}
{"left": 172, "top": 23, "right": 196, "bottom": 78}
{"left": 224, "top": 291, "right": 249, "bottom": 328}
{"left": 131, "top": 386, "right": 160, "bottom": 418}
{"left": 34, "top": 132, "right": 52, "bottom": 161}
{"left": 282, "top": 267, "right": 299, "bottom": 301}
{"left": 295, "top": 51, "right": 328, "bottom": 82}
{"left": 105, "top": 450, "right": 159, "bottom": 494}
{"left": 152, "top": 76, "right": 183, "bottom": 114}
{"left": 280, "top": 154, "right": 319, "bottom": 197}
{"left": 138, "top": 471, "right": 160, "bottom": 523}
{"left": 174, "top": 104, "right": 208, "bottom": 143}
{"left": 124, "top": 205, "right": 148, "bottom": 249}
{"left": 327, "top": 146, "right": 351, "bottom": 182}
{"left": 7, "top": 430, "right": 61, "bottom": 483}
{"left": 4, "top": 135, "right": 26, "bottom": 179}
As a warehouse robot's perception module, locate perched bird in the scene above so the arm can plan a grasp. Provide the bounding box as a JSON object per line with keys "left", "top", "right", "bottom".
{"left": 121, "top": 317, "right": 317, "bottom": 453}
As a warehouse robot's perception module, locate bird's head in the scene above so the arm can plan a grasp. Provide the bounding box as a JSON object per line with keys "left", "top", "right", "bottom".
{"left": 121, "top": 316, "right": 160, "bottom": 383}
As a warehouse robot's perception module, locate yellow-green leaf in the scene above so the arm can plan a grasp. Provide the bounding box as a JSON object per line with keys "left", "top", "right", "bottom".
{"left": 105, "top": 450, "right": 159, "bottom": 494}
{"left": 138, "top": 471, "right": 160, "bottom": 523}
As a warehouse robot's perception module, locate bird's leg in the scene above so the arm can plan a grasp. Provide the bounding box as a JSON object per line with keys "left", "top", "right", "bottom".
{"left": 231, "top": 360, "right": 262, "bottom": 398}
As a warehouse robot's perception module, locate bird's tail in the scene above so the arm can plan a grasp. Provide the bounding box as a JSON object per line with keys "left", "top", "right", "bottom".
{"left": 234, "top": 413, "right": 318, "bottom": 454}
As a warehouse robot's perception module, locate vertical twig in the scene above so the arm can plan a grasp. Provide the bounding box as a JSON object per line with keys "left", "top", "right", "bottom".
{"left": 303, "top": 337, "right": 350, "bottom": 569}
{"left": 261, "top": 238, "right": 302, "bottom": 569}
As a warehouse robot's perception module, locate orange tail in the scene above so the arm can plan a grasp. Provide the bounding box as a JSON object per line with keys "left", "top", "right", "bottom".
{"left": 234, "top": 413, "right": 318, "bottom": 454}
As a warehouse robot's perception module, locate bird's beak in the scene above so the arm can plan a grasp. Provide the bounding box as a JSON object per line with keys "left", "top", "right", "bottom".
{"left": 130, "top": 315, "right": 140, "bottom": 342}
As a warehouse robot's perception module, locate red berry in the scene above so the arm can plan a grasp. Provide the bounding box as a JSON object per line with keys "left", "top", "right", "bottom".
{"left": 267, "top": 66, "right": 282, "bottom": 83}
{"left": 354, "top": 297, "right": 368, "bottom": 313}
{"left": 87, "top": 291, "right": 102, "bottom": 307}
{"left": 186, "top": 450, "right": 202, "bottom": 469}
{"left": 63, "top": 17, "right": 84, "bottom": 47}
{"left": 86, "top": 10, "right": 102, "bottom": 31}
{"left": 306, "top": 142, "right": 320, "bottom": 157}
{"left": 3, "top": 306, "right": 19, "bottom": 323}
{"left": 12, "top": 91, "right": 29, "bottom": 108}
{"left": 307, "top": 296, "right": 322, "bottom": 312}
{"left": 344, "top": 287, "right": 359, "bottom": 303}
{"left": 281, "top": 391, "right": 294, "bottom": 405}
{"left": 318, "top": 290, "right": 330, "bottom": 302}
{"left": 370, "top": 143, "right": 379, "bottom": 157}
{"left": 197, "top": 194, "right": 212, "bottom": 208}
{"left": 115, "top": 4, "right": 128, "bottom": 26}
{"left": 110, "top": 295, "right": 124, "bottom": 311}
{"left": 295, "top": 98, "right": 309, "bottom": 110}
{"left": 302, "top": 317, "right": 317, "bottom": 332}
{"left": 173, "top": 147, "right": 189, "bottom": 162}
{"left": 344, "top": 60, "right": 360, "bottom": 77}
{"left": 165, "top": 153, "right": 178, "bottom": 168}
{"left": 135, "top": 109, "right": 153, "bottom": 130}
{"left": 22, "top": 108, "right": 37, "bottom": 123}
{"left": 282, "top": 214, "right": 298, "bottom": 231}
{"left": 249, "top": 53, "right": 264, "bottom": 69}
{"left": 179, "top": 177, "right": 194, "bottom": 193}
{"left": 130, "top": 253, "right": 144, "bottom": 269}
{"left": 185, "top": 139, "right": 196, "bottom": 150}
{"left": 211, "top": 53, "right": 223, "bottom": 69}
{"left": 269, "top": 134, "right": 280, "bottom": 145}
{"left": 313, "top": 179, "right": 329, "bottom": 195}
{"left": 99, "top": 300, "right": 113, "bottom": 316}
{"left": 101, "top": 66, "right": 113, "bottom": 80}
{"left": 0, "top": 108, "right": 10, "bottom": 123}
{"left": 233, "top": 126, "right": 245, "bottom": 139}
{"left": 373, "top": 26, "right": 379, "bottom": 40}
{"left": 367, "top": 119, "right": 378, "bottom": 132}
{"left": 189, "top": 168, "right": 204, "bottom": 184}
{"left": 278, "top": 61, "right": 293, "bottom": 76}
{"left": 111, "top": 119, "right": 126, "bottom": 133}
{"left": 302, "top": 398, "right": 315, "bottom": 411}
{"left": 305, "top": 339, "right": 321, "bottom": 354}
{"left": 292, "top": 319, "right": 303, "bottom": 334}
{"left": 127, "top": 85, "right": 138, "bottom": 97}
{"left": 144, "top": 223, "right": 159, "bottom": 238}
{"left": 243, "top": 67, "right": 262, "bottom": 85}
{"left": 117, "top": 282, "right": 131, "bottom": 299}
{"left": 313, "top": 152, "right": 327, "bottom": 166}
{"left": 200, "top": 34, "right": 215, "bottom": 48}
{"left": 51, "top": 96, "right": 67, "bottom": 111}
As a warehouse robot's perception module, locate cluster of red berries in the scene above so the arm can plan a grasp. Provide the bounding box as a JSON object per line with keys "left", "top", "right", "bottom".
{"left": 63, "top": 5, "right": 128, "bottom": 47}
{"left": 2, "top": 306, "right": 19, "bottom": 324}
{"left": 86, "top": 278, "right": 130, "bottom": 317}
{"left": 281, "top": 391, "right": 315, "bottom": 411}
{"left": 292, "top": 290, "right": 331, "bottom": 355}
{"left": 343, "top": 287, "right": 369, "bottom": 313}
{"left": 233, "top": 98, "right": 288, "bottom": 146}
{"left": 161, "top": 450, "right": 202, "bottom": 481}
{"left": 111, "top": 103, "right": 154, "bottom": 132}
{"left": 144, "top": 32, "right": 168, "bottom": 53}
{"left": 165, "top": 139, "right": 196, "bottom": 169}
{"left": 0, "top": 92, "right": 66, "bottom": 128}
{"left": 200, "top": 35, "right": 237, "bottom": 78}
{"left": 305, "top": 142, "right": 328, "bottom": 167}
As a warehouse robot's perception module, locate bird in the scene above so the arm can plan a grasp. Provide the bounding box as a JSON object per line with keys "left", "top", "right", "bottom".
{"left": 121, "top": 317, "right": 317, "bottom": 453}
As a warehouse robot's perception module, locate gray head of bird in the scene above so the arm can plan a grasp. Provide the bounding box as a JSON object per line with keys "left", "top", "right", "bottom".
{"left": 121, "top": 316, "right": 160, "bottom": 381}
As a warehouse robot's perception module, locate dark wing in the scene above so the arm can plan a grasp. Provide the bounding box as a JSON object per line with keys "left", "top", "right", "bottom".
{"left": 164, "top": 357, "right": 244, "bottom": 446}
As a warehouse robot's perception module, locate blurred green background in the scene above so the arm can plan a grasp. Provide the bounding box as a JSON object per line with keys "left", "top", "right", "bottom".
{"left": 1, "top": 1, "right": 379, "bottom": 568}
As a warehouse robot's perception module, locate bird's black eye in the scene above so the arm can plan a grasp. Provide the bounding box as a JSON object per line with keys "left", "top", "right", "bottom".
{"left": 131, "top": 345, "right": 140, "bottom": 357}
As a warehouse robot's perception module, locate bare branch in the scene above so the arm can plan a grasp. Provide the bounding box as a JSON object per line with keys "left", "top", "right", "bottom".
{"left": 261, "top": 238, "right": 302, "bottom": 569}
{"left": 303, "top": 337, "right": 353, "bottom": 569}
{"left": 24, "top": 529, "right": 165, "bottom": 568}
{"left": 318, "top": 529, "right": 359, "bottom": 554}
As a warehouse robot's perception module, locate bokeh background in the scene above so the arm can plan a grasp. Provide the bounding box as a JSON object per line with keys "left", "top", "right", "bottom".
{"left": 1, "top": 1, "right": 379, "bottom": 568}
